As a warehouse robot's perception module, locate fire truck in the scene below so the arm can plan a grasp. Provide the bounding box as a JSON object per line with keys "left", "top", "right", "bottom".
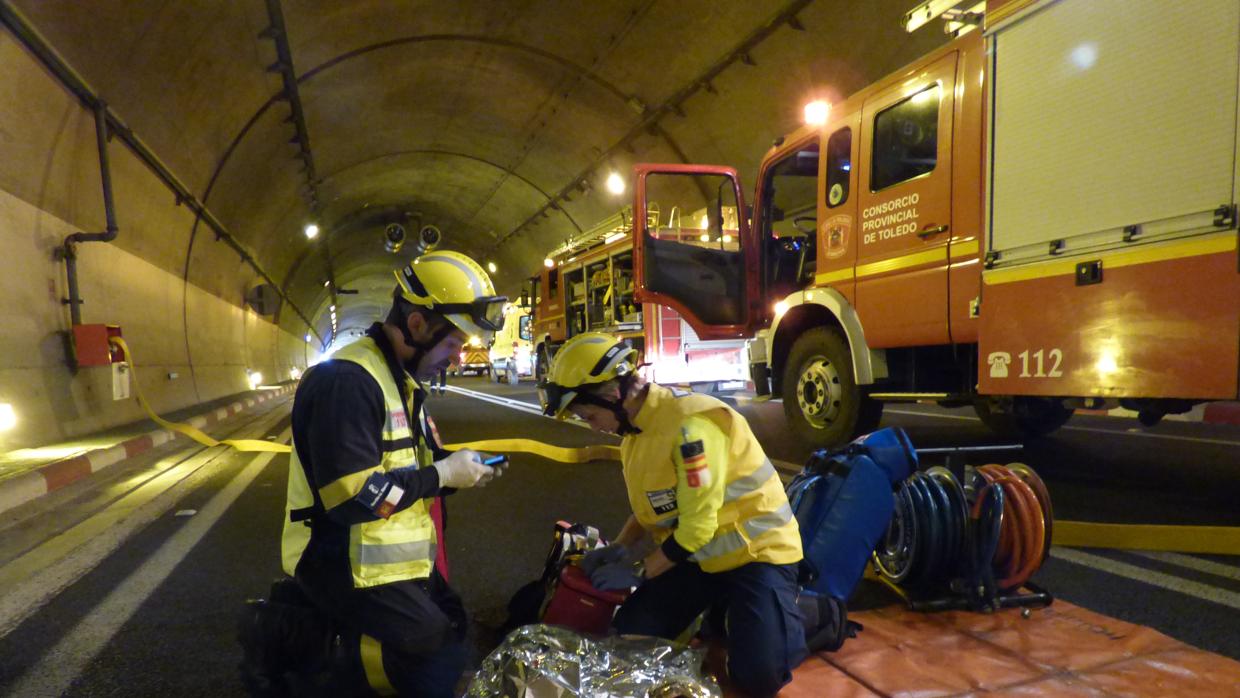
{"left": 525, "top": 208, "right": 749, "bottom": 392}
{"left": 630, "top": 0, "right": 1240, "bottom": 447}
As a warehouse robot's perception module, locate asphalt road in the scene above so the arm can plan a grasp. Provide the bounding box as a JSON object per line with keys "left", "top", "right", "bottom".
{"left": 0, "top": 376, "right": 1236, "bottom": 695}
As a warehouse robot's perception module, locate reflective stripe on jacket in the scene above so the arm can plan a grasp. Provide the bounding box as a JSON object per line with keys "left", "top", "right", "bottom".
{"left": 623, "top": 384, "right": 802, "bottom": 573}
{"left": 281, "top": 337, "right": 438, "bottom": 588}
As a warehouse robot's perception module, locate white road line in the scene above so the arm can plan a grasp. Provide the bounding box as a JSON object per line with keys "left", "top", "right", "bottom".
{"left": 885, "top": 408, "right": 980, "bottom": 422}
{"left": 1131, "top": 551, "right": 1240, "bottom": 583}
{"left": 1050, "top": 546, "right": 1240, "bottom": 611}
{"left": 8, "top": 429, "right": 291, "bottom": 697}
{"left": 446, "top": 385, "right": 596, "bottom": 432}
{"left": 886, "top": 408, "right": 1240, "bottom": 446}
{"left": 1058, "top": 426, "right": 1240, "bottom": 447}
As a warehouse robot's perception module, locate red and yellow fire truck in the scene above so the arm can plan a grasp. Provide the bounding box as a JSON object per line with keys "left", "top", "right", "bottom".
{"left": 630, "top": 0, "right": 1240, "bottom": 446}
{"left": 525, "top": 208, "right": 749, "bottom": 392}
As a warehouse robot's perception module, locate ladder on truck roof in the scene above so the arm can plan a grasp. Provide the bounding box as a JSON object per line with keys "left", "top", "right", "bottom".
{"left": 546, "top": 204, "right": 660, "bottom": 261}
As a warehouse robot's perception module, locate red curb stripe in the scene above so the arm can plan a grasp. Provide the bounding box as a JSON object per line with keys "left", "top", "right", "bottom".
{"left": 41, "top": 455, "right": 92, "bottom": 491}
{"left": 123, "top": 435, "right": 154, "bottom": 459}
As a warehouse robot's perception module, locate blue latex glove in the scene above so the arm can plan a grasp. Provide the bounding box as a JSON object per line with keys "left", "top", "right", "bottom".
{"left": 590, "top": 561, "right": 643, "bottom": 591}
{"left": 580, "top": 543, "right": 627, "bottom": 575}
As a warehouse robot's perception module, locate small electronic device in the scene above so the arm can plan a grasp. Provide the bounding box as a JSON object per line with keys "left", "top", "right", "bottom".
{"left": 483, "top": 455, "right": 508, "bottom": 467}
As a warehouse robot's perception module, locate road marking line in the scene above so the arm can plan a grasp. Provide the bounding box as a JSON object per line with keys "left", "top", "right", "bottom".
{"left": 885, "top": 408, "right": 980, "bottom": 422}
{"left": 447, "top": 385, "right": 596, "bottom": 432}
{"left": 0, "top": 406, "right": 287, "bottom": 638}
{"left": 1131, "top": 551, "right": 1240, "bottom": 582}
{"left": 1050, "top": 546, "right": 1240, "bottom": 611}
{"left": 886, "top": 408, "right": 1240, "bottom": 446}
{"left": 1059, "top": 426, "right": 1240, "bottom": 447}
{"left": 7, "top": 428, "right": 291, "bottom": 696}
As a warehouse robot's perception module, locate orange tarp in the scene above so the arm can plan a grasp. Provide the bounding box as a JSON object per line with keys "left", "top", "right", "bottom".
{"left": 755, "top": 600, "right": 1240, "bottom": 697}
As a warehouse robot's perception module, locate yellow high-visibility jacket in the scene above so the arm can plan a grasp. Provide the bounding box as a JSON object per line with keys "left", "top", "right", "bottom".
{"left": 281, "top": 337, "right": 438, "bottom": 588}
{"left": 623, "top": 383, "right": 802, "bottom": 573}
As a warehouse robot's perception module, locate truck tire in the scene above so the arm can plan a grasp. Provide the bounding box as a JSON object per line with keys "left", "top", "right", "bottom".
{"left": 782, "top": 327, "right": 883, "bottom": 448}
{"left": 973, "top": 396, "right": 1072, "bottom": 440}
{"left": 489, "top": 364, "right": 501, "bottom": 382}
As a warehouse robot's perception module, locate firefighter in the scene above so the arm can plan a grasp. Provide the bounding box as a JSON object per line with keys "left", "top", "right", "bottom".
{"left": 538, "top": 332, "right": 808, "bottom": 698}
{"left": 238, "top": 251, "right": 509, "bottom": 697}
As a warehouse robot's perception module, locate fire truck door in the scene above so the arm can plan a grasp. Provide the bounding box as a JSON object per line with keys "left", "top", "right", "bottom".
{"left": 855, "top": 52, "right": 957, "bottom": 348}
{"left": 633, "top": 165, "right": 755, "bottom": 340}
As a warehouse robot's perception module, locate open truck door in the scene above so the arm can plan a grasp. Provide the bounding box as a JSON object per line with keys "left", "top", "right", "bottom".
{"left": 632, "top": 164, "right": 759, "bottom": 340}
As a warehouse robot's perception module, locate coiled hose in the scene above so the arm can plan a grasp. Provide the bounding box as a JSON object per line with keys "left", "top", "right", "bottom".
{"left": 875, "top": 463, "right": 1052, "bottom": 597}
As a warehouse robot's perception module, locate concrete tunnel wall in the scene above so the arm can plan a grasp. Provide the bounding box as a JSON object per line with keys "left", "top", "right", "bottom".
{"left": 0, "top": 31, "right": 311, "bottom": 450}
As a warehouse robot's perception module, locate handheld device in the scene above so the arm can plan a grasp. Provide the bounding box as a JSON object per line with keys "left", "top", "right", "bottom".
{"left": 483, "top": 454, "right": 508, "bottom": 467}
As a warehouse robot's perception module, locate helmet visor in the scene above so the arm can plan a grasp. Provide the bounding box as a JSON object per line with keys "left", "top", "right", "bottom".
{"left": 434, "top": 296, "right": 509, "bottom": 332}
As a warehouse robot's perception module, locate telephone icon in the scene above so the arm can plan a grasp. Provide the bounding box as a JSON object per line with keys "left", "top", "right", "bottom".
{"left": 987, "top": 351, "right": 1011, "bottom": 378}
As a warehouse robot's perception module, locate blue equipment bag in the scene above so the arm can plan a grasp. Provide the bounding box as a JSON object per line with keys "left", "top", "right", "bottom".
{"left": 788, "top": 427, "right": 917, "bottom": 599}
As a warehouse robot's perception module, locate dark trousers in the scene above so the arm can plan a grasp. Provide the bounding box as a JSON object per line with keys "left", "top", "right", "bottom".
{"left": 612, "top": 561, "right": 807, "bottom": 698}
{"left": 296, "top": 550, "right": 467, "bottom": 697}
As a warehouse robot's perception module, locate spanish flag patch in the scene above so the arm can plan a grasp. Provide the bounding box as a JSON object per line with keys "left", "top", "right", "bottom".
{"left": 680, "top": 439, "right": 711, "bottom": 488}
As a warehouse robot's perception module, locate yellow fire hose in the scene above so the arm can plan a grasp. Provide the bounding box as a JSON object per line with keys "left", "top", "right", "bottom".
{"left": 108, "top": 337, "right": 619, "bottom": 463}
{"left": 109, "top": 338, "right": 1237, "bottom": 554}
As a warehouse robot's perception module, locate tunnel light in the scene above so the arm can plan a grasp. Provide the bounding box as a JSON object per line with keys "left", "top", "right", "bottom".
{"left": 289, "top": 367, "right": 302, "bottom": 380}
{"left": 604, "top": 231, "right": 626, "bottom": 244}
{"left": 323, "top": 280, "right": 330, "bottom": 287}
{"left": 699, "top": 233, "right": 710, "bottom": 242}
{"left": 329, "top": 304, "right": 335, "bottom": 312}
{"left": 304, "top": 224, "right": 320, "bottom": 240}
{"left": 543, "top": 257, "right": 555, "bottom": 268}
{"left": 0, "top": 403, "right": 16, "bottom": 431}
{"left": 605, "top": 172, "right": 626, "bottom": 195}
{"left": 803, "top": 100, "right": 830, "bottom": 126}
{"left": 487, "top": 261, "right": 498, "bottom": 273}
{"left": 721, "top": 234, "right": 733, "bottom": 244}
{"left": 699, "top": 214, "right": 709, "bottom": 229}
{"left": 248, "top": 371, "right": 264, "bottom": 390}
{"left": 774, "top": 301, "right": 789, "bottom": 317}
{"left": 304, "top": 333, "right": 312, "bottom": 342}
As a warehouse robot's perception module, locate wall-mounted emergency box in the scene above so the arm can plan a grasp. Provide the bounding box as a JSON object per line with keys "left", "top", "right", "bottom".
{"left": 72, "top": 324, "right": 124, "bottom": 366}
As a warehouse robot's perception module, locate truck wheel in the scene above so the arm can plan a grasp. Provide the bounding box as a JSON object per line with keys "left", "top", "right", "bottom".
{"left": 489, "top": 365, "right": 500, "bottom": 382}
{"left": 973, "top": 396, "right": 1072, "bottom": 440}
{"left": 782, "top": 327, "right": 883, "bottom": 448}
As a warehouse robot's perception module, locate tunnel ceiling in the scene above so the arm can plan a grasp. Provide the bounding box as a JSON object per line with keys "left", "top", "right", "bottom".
{"left": 12, "top": 0, "right": 945, "bottom": 343}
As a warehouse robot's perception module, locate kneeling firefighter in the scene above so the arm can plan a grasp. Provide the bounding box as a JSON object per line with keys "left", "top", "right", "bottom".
{"left": 239, "top": 251, "right": 509, "bottom": 697}
{"left": 539, "top": 333, "right": 808, "bottom": 697}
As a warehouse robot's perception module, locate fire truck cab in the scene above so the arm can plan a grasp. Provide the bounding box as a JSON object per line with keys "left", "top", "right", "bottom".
{"left": 632, "top": 0, "right": 1240, "bottom": 447}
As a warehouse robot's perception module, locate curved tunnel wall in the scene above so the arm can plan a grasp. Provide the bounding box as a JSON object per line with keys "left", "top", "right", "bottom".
{"left": 0, "top": 31, "right": 310, "bottom": 450}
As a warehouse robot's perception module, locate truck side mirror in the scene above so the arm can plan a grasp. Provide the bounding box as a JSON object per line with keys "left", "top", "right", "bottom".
{"left": 520, "top": 290, "right": 531, "bottom": 308}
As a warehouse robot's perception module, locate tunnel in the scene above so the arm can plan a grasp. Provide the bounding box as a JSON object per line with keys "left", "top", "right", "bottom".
{"left": 2, "top": 2, "right": 1239, "bottom": 696}
{"left": 0, "top": 0, "right": 941, "bottom": 448}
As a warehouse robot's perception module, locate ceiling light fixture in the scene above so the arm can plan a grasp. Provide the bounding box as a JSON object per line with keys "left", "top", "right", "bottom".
{"left": 605, "top": 172, "right": 626, "bottom": 195}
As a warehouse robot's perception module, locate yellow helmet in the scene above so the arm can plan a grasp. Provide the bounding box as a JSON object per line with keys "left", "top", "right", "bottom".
{"left": 393, "top": 251, "right": 507, "bottom": 343}
{"left": 539, "top": 332, "right": 638, "bottom": 419}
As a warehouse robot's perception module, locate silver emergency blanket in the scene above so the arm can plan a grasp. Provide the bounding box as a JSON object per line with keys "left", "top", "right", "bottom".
{"left": 466, "top": 624, "right": 720, "bottom": 698}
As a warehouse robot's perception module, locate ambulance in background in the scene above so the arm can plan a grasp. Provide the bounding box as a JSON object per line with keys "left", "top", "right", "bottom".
{"left": 489, "top": 303, "right": 533, "bottom": 384}
{"left": 452, "top": 335, "right": 491, "bottom": 377}
{"left": 629, "top": 0, "right": 1240, "bottom": 446}
{"left": 525, "top": 207, "right": 749, "bottom": 393}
